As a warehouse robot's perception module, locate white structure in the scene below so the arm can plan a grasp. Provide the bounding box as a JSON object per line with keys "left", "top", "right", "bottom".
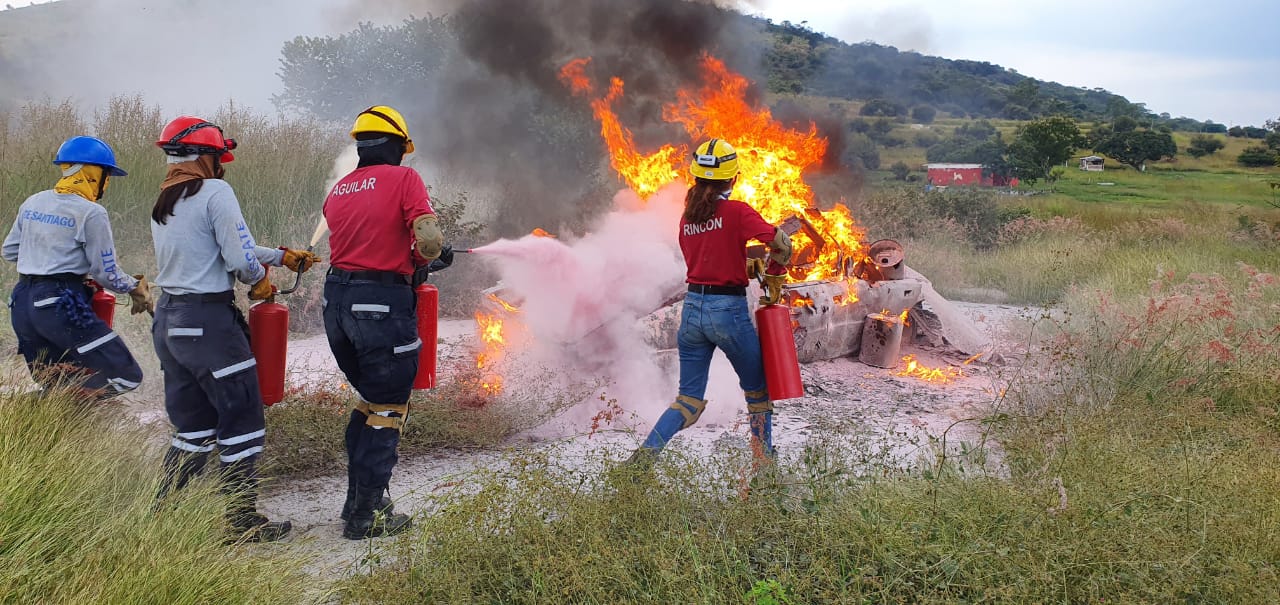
{"left": 1079, "top": 155, "right": 1105, "bottom": 172}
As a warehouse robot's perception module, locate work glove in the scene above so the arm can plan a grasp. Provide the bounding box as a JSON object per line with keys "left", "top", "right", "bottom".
{"left": 280, "top": 248, "right": 322, "bottom": 273}
{"left": 249, "top": 276, "right": 274, "bottom": 301}
{"left": 759, "top": 272, "right": 787, "bottom": 307}
{"left": 128, "top": 274, "right": 155, "bottom": 315}
{"left": 428, "top": 245, "right": 454, "bottom": 272}
{"left": 746, "top": 257, "right": 766, "bottom": 281}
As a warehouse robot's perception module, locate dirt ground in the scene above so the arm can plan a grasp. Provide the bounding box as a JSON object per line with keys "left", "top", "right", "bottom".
{"left": 249, "top": 301, "right": 1040, "bottom": 581}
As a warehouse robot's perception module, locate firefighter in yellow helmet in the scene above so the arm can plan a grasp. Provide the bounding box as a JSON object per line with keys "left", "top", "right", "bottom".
{"left": 626, "top": 138, "right": 792, "bottom": 468}
{"left": 322, "top": 105, "right": 446, "bottom": 539}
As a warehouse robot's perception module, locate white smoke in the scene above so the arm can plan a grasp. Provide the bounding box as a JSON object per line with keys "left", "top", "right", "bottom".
{"left": 473, "top": 183, "right": 751, "bottom": 435}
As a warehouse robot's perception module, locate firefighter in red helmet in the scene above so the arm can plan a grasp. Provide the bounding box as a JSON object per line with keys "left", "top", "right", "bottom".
{"left": 149, "top": 116, "right": 320, "bottom": 542}
{"left": 322, "top": 105, "right": 445, "bottom": 539}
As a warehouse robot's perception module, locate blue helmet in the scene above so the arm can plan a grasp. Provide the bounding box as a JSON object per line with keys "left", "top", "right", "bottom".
{"left": 53, "top": 136, "right": 128, "bottom": 177}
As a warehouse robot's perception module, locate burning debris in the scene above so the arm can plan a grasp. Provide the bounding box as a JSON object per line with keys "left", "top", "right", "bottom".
{"left": 466, "top": 52, "right": 994, "bottom": 399}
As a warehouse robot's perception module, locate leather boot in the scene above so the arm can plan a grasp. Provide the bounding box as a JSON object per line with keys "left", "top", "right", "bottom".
{"left": 342, "top": 487, "right": 411, "bottom": 540}
{"left": 339, "top": 475, "right": 394, "bottom": 521}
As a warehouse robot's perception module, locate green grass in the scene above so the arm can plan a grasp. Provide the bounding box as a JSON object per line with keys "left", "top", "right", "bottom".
{"left": 0, "top": 386, "right": 312, "bottom": 603}
{"left": 343, "top": 260, "right": 1280, "bottom": 604}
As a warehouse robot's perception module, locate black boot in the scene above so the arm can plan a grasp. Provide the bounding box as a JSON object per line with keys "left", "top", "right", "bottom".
{"left": 228, "top": 508, "right": 293, "bottom": 543}
{"left": 223, "top": 464, "right": 291, "bottom": 543}
{"left": 342, "top": 487, "right": 411, "bottom": 540}
{"left": 153, "top": 446, "right": 209, "bottom": 509}
{"left": 339, "top": 475, "right": 394, "bottom": 521}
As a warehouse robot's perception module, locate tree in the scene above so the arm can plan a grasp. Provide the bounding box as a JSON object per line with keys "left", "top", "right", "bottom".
{"left": 1186, "top": 134, "right": 1226, "bottom": 158}
{"left": 1094, "top": 130, "right": 1177, "bottom": 171}
{"left": 910, "top": 104, "right": 936, "bottom": 124}
{"left": 1113, "top": 115, "right": 1138, "bottom": 133}
{"left": 1238, "top": 146, "right": 1278, "bottom": 168}
{"left": 889, "top": 161, "right": 911, "bottom": 181}
{"left": 859, "top": 98, "right": 904, "bottom": 117}
{"left": 1007, "top": 116, "right": 1085, "bottom": 184}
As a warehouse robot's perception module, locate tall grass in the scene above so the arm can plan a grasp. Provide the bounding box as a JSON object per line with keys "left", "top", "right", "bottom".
{"left": 342, "top": 263, "right": 1280, "bottom": 604}
{"left": 0, "top": 386, "right": 312, "bottom": 603}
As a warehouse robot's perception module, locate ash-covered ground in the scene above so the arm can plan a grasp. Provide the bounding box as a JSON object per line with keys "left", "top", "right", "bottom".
{"left": 259, "top": 301, "right": 1040, "bottom": 579}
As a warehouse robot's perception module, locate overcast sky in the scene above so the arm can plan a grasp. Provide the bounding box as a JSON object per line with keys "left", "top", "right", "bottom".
{"left": 753, "top": 0, "right": 1279, "bottom": 125}
{"left": 3, "top": 0, "right": 1276, "bottom": 125}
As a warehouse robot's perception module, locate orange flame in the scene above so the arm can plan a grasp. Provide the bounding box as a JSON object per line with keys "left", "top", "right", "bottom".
{"left": 474, "top": 312, "right": 508, "bottom": 395}
{"left": 895, "top": 354, "right": 963, "bottom": 383}
{"left": 560, "top": 53, "right": 865, "bottom": 283}
{"left": 531, "top": 228, "right": 557, "bottom": 238}
{"left": 486, "top": 293, "right": 520, "bottom": 314}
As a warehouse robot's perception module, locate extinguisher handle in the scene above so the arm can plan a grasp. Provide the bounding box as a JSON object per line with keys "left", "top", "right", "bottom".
{"left": 276, "top": 246, "right": 312, "bottom": 296}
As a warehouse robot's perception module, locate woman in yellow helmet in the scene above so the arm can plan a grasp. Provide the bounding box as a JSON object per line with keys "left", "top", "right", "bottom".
{"left": 627, "top": 138, "right": 792, "bottom": 467}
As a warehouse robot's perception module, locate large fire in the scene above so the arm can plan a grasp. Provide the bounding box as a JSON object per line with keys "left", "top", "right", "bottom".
{"left": 559, "top": 54, "right": 865, "bottom": 283}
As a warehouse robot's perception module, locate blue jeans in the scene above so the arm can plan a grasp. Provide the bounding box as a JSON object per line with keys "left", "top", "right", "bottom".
{"left": 676, "top": 292, "right": 767, "bottom": 400}
{"left": 640, "top": 292, "right": 772, "bottom": 452}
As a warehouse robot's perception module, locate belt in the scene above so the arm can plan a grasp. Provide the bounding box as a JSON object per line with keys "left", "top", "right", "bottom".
{"left": 160, "top": 291, "right": 235, "bottom": 304}
{"left": 327, "top": 267, "right": 410, "bottom": 285}
{"left": 688, "top": 283, "right": 746, "bottom": 296}
{"left": 19, "top": 273, "right": 85, "bottom": 284}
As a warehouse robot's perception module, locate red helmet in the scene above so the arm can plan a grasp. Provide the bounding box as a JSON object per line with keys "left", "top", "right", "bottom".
{"left": 157, "top": 116, "right": 237, "bottom": 163}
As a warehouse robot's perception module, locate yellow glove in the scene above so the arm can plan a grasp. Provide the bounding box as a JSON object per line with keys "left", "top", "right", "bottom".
{"left": 746, "top": 258, "right": 766, "bottom": 281}
{"left": 249, "top": 276, "right": 274, "bottom": 301}
{"left": 760, "top": 273, "right": 787, "bottom": 306}
{"left": 128, "top": 274, "right": 155, "bottom": 315}
{"left": 280, "top": 248, "right": 322, "bottom": 273}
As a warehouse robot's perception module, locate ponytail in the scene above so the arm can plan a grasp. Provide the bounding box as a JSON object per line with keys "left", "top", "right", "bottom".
{"left": 683, "top": 178, "right": 731, "bottom": 224}
{"left": 152, "top": 180, "right": 204, "bottom": 225}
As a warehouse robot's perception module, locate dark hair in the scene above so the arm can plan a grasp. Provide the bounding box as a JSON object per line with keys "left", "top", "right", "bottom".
{"left": 683, "top": 177, "right": 731, "bottom": 224}
{"left": 152, "top": 180, "right": 203, "bottom": 225}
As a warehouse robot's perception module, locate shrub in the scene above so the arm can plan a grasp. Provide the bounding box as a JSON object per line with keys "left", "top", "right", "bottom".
{"left": 889, "top": 161, "right": 911, "bottom": 181}
{"left": 1237, "top": 145, "right": 1278, "bottom": 167}
{"left": 1186, "top": 134, "right": 1226, "bottom": 158}
{"left": 912, "top": 129, "right": 941, "bottom": 148}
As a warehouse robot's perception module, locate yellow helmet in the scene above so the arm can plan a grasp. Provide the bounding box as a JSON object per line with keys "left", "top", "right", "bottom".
{"left": 350, "top": 105, "right": 415, "bottom": 154}
{"left": 689, "top": 138, "right": 739, "bottom": 181}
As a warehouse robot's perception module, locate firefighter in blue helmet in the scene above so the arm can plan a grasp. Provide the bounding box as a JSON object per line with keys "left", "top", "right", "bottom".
{"left": 148, "top": 116, "right": 321, "bottom": 542}
{"left": 3, "top": 136, "right": 152, "bottom": 399}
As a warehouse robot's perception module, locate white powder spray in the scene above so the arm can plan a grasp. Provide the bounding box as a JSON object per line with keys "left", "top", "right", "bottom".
{"left": 472, "top": 183, "right": 753, "bottom": 437}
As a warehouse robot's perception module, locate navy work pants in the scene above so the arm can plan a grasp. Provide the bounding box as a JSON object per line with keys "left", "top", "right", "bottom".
{"left": 323, "top": 275, "right": 420, "bottom": 497}
{"left": 152, "top": 291, "right": 266, "bottom": 492}
{"left": 9, "top": 276, "right": 142, "bottom": 398}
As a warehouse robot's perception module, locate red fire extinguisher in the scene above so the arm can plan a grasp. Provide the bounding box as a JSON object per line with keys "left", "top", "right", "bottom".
{"left": 249, "top": 262, "right": 303, "bottom": 407}
{"left": 756, "top": 302, "right": 804, "bottom": 401}
{"left": 88, "top": 281, "right": 116, "bottom": 328}
{"left": 413, "top": 282, "right": 438, "bottom": 390}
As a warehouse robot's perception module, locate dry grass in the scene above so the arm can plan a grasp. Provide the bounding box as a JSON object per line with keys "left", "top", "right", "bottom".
{"left": 341, "top": 264, "right": 1280, "bottom": 604}
{"left": 0, "top": 387, "right": 312, "bottom": 603}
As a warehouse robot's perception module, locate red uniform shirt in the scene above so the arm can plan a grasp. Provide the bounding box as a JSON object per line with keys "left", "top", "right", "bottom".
{"left": 679, "top": 198, "right": 777, "bottom": 287}
{"left": 323, "top": 165, "right": 435, "bottom": 275}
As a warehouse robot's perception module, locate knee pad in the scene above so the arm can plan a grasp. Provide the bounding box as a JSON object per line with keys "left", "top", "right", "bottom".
{"left": 355, "top": 402, "right": 409, "bottom": 432}
{"left": 669, "top": 395, "right": 708, "bottom": 429}
{"left": 744, "top": 389, "right": 773, "bottom": 414}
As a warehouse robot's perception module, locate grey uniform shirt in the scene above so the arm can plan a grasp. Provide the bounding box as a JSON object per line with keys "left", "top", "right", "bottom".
{"left": 150, "top": 179, "right": 284, "bottom": 295}
{"left": 2, "top": 190, "right": 139, "bottom": 293}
